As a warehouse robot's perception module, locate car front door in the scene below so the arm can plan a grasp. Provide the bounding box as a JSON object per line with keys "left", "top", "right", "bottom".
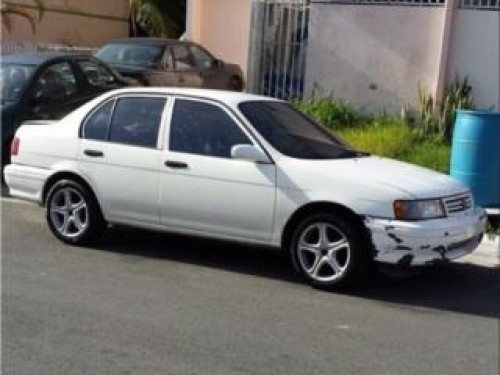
{"left": 79, "top": 95, "right": 167, "bottom": 224}
{"left": 170, "top": 44, "right": 202, "bottom": 88}
{"left": 159, "top": 98, "right": 276, "bottom": 241}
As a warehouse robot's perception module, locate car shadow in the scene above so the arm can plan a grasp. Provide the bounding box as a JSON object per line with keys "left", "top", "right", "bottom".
{"left": 93, "top": 226, "right": 500, "bottom": 319}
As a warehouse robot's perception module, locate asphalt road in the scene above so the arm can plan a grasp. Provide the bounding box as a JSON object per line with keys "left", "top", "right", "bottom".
{"left": 2, "top": 196, "right": 499, "bottom": 375}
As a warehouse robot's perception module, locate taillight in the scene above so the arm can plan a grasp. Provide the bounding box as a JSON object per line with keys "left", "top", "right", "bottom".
{"left": 10, "top": 137, "right": 20, "bottom": 156}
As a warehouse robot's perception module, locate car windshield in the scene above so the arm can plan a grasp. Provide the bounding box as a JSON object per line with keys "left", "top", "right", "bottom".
{"left": 239, "top": 101, "right": 366, "bottom": 160}
{"left": 95, "top": 43, "right": 164, "bottom": 67}
{"left": 0, "top": 63, "right": 36, "bottom": 101}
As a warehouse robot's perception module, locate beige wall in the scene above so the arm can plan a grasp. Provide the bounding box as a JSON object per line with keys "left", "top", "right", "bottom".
{"left": 447, "top": 10, "right": 500, "bottom": 110}
{"left": 305, "top": 4, "right": 446, "bottom": 112}
{"left": 2, "top": 0, "right": 129, "bottom": 47}
{"left": 186, "top": 0, "right": 252, "bottom": 78}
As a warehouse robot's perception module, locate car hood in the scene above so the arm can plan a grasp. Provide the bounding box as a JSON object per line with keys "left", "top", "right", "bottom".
{"left": 279, "top": 156, "right": 468, "bottom": 200}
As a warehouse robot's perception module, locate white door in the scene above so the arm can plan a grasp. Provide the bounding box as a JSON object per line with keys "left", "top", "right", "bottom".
{"left": 79, "top": 95, "right": 167, "bottom": 224}
{"left": 160, "top": 98, "right": 276, "bottom": 241}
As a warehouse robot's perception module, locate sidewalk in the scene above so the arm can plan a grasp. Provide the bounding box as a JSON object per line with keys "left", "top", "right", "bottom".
{"left": 457, "top": 236, "right": 500, "bottom": 268}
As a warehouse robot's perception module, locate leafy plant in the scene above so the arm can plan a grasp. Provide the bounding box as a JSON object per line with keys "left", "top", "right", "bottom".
{"left": 416, "top": 76, "right": 474, "bottom": 141}
{"left": 292, "top": 98, "right": 367, "bottom": 130}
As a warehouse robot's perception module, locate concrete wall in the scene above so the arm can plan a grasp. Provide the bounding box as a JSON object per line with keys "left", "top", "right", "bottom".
{"left": 186, "top": 0, "right": 252, "bottom": 79}
{"left": 305, "top": 4, "right": 446, "bottom": 112}
{"left": 2, "top": 0, "right": 129, "bottom": 47}
{"left": 447, "top": 10, "right": 500, "bottom": 110}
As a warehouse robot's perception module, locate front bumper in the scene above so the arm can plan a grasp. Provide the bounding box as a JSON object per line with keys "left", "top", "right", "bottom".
{"left": 365, "top": 207, "right": 487, "bottom": 266}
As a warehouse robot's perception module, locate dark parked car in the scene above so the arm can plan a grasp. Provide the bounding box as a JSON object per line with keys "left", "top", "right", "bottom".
{"left": 95, "top": 38, "right": 245, "bottom": 91}
{"left": 1, "top": 53, "right": 132, "bottom": 166}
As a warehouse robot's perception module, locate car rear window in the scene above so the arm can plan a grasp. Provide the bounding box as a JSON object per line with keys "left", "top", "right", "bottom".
{"left": 95, "top": 43, "right": 164, "bottom": 67}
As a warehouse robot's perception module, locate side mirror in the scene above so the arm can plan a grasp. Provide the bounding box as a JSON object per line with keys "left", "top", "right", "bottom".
{"left": 231, "top": 144, "right": 271, "bottom": 164}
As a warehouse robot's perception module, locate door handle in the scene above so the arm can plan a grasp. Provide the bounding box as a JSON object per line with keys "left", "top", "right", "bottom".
{"left": 84, "top": 149, "right": 104, "bottom": 157}
{"left": 165, "top": 160, "right": 188, "bottom": 169}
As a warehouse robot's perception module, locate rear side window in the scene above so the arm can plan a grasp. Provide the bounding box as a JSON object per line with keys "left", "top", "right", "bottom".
{"left": 109, "top": 97, "right": 166, "bottom": 148}
{"left": 83, "top": 100, "right": 114, "bottom": 140}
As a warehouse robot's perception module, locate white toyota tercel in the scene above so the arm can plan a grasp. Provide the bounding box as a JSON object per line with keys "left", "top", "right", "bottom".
{"left": 4, "top": 88, "right": 487, "bottom": 289}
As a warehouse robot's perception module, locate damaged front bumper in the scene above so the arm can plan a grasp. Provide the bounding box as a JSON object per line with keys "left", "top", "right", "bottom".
{"left": 365, "top": 207, "right": 487, "bottom": 266}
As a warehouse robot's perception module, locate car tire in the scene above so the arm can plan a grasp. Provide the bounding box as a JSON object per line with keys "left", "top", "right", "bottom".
{"left": 289, "top": 213, "right": 370, "bottom": 290}
{"left": 46, "top": 179, "right": 105, "bottom": 245}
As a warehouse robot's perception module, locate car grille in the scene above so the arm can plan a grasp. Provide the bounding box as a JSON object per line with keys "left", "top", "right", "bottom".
{"left": 443, "top": 193, "right": 473, "bottom": 215}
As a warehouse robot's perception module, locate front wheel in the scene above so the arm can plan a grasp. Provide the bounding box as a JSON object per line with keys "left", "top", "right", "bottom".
{"left": 46, "top": 179, "right": 105, "bottom": 245}
{"left": 290, "top": 213, "right": 370, "bottom": 290}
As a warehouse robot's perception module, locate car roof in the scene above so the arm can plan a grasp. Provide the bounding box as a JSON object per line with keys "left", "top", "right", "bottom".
{"left": 103, "top": 38, "right": 176, "bottom": 47}
{"left": 2, "top": 52, "right": 93, "bottom": 65}
{"left": 106, "top": 87, "right": 282, "bottom": 106}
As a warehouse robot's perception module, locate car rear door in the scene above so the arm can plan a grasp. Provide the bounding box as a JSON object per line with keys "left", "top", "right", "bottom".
{"left": 79, "top": 94, "right": 168, "bottom": 224}
{"left": 159, "top": 97, "right": 276, "bottom": 241}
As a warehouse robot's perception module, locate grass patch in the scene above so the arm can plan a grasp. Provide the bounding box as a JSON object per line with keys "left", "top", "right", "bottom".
{"left": 400, "top": 140, "right": 451, "bottom": 174}
{"left": 337, "top": 123, "right": 414, "bottom": 159}
{"left": 337, "top": 124, "right": 450, "bottom": 173}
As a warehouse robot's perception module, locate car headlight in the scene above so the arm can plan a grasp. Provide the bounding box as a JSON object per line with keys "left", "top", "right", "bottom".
{"left": 394, "top": 199, "right": 445, "bottom": 220}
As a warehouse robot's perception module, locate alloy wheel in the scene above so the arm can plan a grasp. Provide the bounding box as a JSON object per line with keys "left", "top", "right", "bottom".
{"left": 49, "top": 187, "right": 88, "bottom": 239}
{"left": 297, "top": 222, "right": 351, "bottom": 282}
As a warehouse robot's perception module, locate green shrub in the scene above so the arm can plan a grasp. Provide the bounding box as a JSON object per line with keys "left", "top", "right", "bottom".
{"left": 292, "top": 98, "right": 367, "bottom": 129}
{"left": 416, "top": 76, "right": 474, "bottom": 141}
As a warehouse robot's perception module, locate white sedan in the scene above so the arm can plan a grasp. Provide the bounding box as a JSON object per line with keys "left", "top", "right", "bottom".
{"left": 4, "top": 88, "right": 486, "bottom": 289}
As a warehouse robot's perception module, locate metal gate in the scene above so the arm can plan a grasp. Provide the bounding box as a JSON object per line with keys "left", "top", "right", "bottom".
{"left": 247, "top": 0, "right": 310, "bottom": 100}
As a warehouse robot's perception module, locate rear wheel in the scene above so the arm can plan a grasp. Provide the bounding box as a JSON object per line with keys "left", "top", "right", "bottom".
{"left": 289, "top": 213, "right": 370, "bottom": 290}
{"left": 46, "top": 179, "right": 105, "bottom": 245}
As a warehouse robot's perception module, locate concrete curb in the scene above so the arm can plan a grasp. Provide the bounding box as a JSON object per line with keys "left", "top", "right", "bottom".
{"left": 456, "top": 236, "right": 500, "bottom": 268}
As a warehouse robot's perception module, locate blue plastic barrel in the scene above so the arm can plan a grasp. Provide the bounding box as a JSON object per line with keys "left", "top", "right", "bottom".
{"left": 450, "top": 110, "right": 500, "bottom": 208}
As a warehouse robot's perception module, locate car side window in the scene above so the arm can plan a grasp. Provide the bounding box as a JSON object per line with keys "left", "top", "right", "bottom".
{"left": 77, "top": 60, "right": 116, "bottom": 87}
{"left": 170, "top": 99, "right": 252, "bottom": 158}
{"left": 109, "top": 97, "right": 166, "bottom": 148}
{"left": 189, "top": 45, "right": 215, "bottom": 70}
{"left": 161, "top": 50, "right": 175, "bottom": 69}
{"left": 172, "top": 45, "right": 196, "bottom": 70}
{"left": 33, "top": 62, "right": 77, "bottom": 101}
{"left": 83, "top": 100, "right": 114, "bottom": 141}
